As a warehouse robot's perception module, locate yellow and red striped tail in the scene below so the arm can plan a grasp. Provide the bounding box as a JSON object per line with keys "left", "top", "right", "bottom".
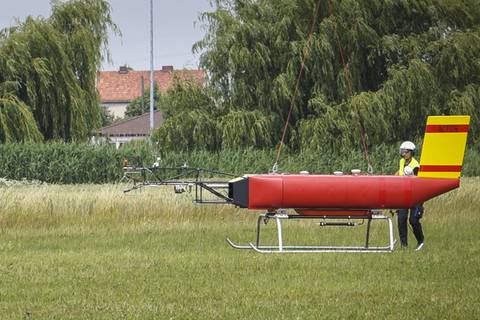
{"left": 418, "top": 115, "right": 470, "bottom": 179}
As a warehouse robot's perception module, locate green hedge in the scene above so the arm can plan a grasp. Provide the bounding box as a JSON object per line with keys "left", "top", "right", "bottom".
{"left": 0, "top": 142, "right": 478, "bottom": 183}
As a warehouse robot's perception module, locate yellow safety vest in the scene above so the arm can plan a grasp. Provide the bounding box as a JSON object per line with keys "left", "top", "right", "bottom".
{"left": 399, "top": 157, "right": 420, "bottom": 176}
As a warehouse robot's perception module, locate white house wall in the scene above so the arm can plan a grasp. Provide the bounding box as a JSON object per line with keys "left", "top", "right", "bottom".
{"left": 103, "top": 103, "right": 129, "bottom": 118}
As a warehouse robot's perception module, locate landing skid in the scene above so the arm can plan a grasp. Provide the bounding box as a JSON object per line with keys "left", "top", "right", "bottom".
{"left": 226, "top": 212, "right": 395, "bottom": 253}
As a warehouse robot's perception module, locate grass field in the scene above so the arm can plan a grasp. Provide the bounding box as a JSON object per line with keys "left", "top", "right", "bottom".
{"left": 0, "top": 178, "right": 479, "bottom": 319}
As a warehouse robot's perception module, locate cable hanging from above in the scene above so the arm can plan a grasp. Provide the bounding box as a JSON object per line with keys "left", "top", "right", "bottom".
{"left": 272, "top": 0, "right": 323, "bottom": 173}
{"left": 273, "top": 0, "right": 373, "bottom": 174}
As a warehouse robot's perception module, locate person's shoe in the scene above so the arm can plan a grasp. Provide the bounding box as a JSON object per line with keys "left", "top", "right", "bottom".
{"left": 400, "top": 243, "right": 408, "bottom": 250}
{"left": 415, "top": 242, "right": 424, "bottom": 251}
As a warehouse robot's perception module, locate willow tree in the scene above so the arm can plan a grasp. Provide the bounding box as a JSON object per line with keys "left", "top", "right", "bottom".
{"left": 195, "top": 0, "right": 480, "bottom": 154}
{"left": 153, "top": 110, "right": 218, "bottom": 152}
{"left": 0, "top": 82, "right": 42, "bottom": 143}
{"left": 159, "top": 75, "right": 214, "bottom": 119}
{"left": 0, "top": 0, "right": 118, "bottom": 142}
{"left": 152, "top": 74, "right": 278, "bottom": 151}
{"left": 218, "top": 110, "right": 276, "bottom": 149}
{"left": 126, "top": 75, "right": 210, "bottom": 119}
{"left": 152, "top": 76, "right": 218, "bottom": 151}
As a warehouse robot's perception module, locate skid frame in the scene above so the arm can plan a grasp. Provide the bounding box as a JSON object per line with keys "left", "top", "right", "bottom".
{"left": 226, "top": 211, "right": 395, "bottom": 253}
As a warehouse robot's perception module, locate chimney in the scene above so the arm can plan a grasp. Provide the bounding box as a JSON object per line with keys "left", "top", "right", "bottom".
{"left": 118, "top": 65, "right": 129, "bottom": 74}
{"left": 162, "top": 65, "right": 174, "bottom": 72}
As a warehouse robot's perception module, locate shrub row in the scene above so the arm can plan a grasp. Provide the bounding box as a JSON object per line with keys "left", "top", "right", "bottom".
{"left": 0, "top": 142, "right": 478, "bottom": 184}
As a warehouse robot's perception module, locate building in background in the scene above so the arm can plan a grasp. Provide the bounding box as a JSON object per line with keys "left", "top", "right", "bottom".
{"left": 97, "top": 110, "right": 164, "bottom": 148}
{"left": 97, "top": 65, "right": 204, "bottom": 118}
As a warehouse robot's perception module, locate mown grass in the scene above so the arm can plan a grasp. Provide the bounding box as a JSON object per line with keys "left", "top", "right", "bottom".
{"left": 0, "top": 178, "right": 479, "bottom": 319}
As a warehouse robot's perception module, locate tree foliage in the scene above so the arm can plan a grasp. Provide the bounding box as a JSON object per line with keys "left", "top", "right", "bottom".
{"left": 0, "top": 82, "right": 42, "bottom": 143}
{"left": 152, "top": 75, "right": 276, "bottom": 150}
{"left": 193, "top": 0, "right": 480, "bottom": 154}
{"left": 0, "top": 0, "right": 118, "bottom": 143}
{"left": 126, "top": 74, "right": 214, "bottom": 120}
{"left": 153, "top": 110, "right": 218, "bottom": 151}
{"left": 125, "top": 83, "right": 161, "bottom": 118}
{"left": 159, "top": 75, "right": 214, "bottom": 118}
{"left": 218, "top": 110, "right": 275, "bottom": 149}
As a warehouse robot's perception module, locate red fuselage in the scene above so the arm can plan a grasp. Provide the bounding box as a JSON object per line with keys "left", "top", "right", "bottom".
{"left": 229, "top": 174, "right": 459, "bottom": 214}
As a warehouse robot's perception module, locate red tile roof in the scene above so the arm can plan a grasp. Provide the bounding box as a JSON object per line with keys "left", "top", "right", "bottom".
{"left": 97, "top": 68, "right": 204, "bottom": 103}
{"left": 100, "top": 111, "right": 164, "bottom": 136}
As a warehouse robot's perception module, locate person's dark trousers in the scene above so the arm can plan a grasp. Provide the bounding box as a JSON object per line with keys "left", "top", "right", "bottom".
{"left": 397, "top": 209, "right": 409, "bottom": 246}
{"left": 397, "top": 205, "right": 424, "bottom": 246}
{"left": 397, "top": 206, "right": 424, "bottom": 247}
{"left": 410, "top": 205, "right": 424, "bottom": 245}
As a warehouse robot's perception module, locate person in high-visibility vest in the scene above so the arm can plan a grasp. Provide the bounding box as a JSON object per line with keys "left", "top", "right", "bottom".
{"left": 395, "top": 141, "right": 425, "bottom": 251}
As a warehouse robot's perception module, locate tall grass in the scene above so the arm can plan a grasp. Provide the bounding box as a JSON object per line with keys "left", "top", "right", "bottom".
{"left": 0, "top": 178, "right": 479, "bottom": 319}
{"left": 1, "top": 142, "right": 479, "bottom": 183}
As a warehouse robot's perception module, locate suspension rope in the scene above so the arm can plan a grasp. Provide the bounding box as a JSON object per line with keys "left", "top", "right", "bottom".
{"left": 327, "top": 0, "right": 373, "bottom": 174}
{"left": 272, "top": 0, "right": 323, "bottom": 173}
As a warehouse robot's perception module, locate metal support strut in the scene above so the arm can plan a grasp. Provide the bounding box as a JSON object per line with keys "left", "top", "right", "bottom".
{"left": 226, "top": 211, "right": 395, "bottom": 253}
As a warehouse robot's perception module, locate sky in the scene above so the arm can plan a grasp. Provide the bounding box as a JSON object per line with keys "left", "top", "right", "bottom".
{"left": 0, "top": 0, "right": 214, "bottom": 71}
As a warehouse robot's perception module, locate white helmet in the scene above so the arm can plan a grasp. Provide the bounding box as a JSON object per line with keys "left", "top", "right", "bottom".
{"left": 399, "top": 141, "right": 416, "bottom": 155}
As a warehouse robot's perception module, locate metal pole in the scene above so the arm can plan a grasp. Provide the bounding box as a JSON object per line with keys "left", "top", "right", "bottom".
{"left": 141, "top": 75, "right": 145, "bottom": 114}
{"left": 275, "top": 217, "right": 283, "bottom": 252}
{"left": 149, "top": 0, "right": 154, "bottom": 135}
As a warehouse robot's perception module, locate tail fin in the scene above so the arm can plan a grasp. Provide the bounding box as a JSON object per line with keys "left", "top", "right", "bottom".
{"left": 418, "top": 115, "right": 470, "bottom": 179}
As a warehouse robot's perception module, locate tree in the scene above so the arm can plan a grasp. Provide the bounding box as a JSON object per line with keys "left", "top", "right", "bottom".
{"left": 153, "top": 110, "right": 218, "bottom": 151}
{"left": 125, "top": 83, "right": 161, "bottom": 118}
{"left": 151, "top": 76, "right": 217, "bottom": 150}
{"left": 217, "top": 110, "right": 275, "bottom": 149}
{"left": 194, "top": 0, "right": 480, "bottom": 153}
{"left": 100, "top": 107, "right": 115, "bottom": 127}
{"left": 159, "top": 75, "right": 213, "bottom": 118}
{"left": 152, "top": 67, "right": 280, "bottom": 151}
{"left": 127, "top": 75, "right": 214, "bottom": 119}
{"left": 0, "top": 82, "right": 42, "bottom": 143}
{"left": 0, "top": 0, "right": 118, "bottom": 143}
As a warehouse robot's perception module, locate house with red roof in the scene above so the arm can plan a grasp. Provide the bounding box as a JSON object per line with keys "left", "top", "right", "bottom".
{"left": 95, "top": 65, "right": 204, "bottom": 147}
{"left": 96, "top": 65, "right": 204, "bottom": 118}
